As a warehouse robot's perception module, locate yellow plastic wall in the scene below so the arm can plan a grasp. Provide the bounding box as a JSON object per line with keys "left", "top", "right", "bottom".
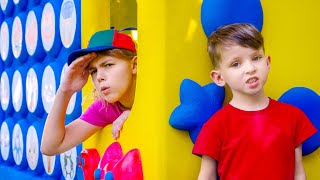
{"left": 262, "top": 1, "right": 320, "bottom": 179}
{"left": 82, "top": 0, "right": 320, "bottom": 179}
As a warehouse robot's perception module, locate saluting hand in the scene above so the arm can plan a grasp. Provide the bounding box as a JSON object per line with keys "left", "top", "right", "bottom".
{"left": 60, "top": 53, "right": 97, "bottom": 94}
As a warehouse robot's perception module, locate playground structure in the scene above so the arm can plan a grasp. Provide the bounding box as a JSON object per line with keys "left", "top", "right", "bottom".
{"left": 0, "top": 0, "right": 319, "bottom": 179}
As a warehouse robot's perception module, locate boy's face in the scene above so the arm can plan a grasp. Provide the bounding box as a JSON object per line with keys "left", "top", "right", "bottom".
{"left": 88, "top": 55, "right": 137, "bottom": 105}
{"left": 211, "top": 45, "right": 270, "bottom": 97}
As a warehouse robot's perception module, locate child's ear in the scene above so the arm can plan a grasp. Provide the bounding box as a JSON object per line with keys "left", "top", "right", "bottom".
{"left": 266, "top": 55, "right": 271, "bottom": 70}
{"left": 131, "top": 56, "right": 137, "bottom": 74}
{"left": 210, "top": 69, "right": 226, "bottom": 87}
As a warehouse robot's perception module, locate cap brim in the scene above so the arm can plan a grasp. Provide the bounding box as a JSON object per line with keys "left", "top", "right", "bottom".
{"left": 67, "top": 46, "right": 117, "bottom": 65}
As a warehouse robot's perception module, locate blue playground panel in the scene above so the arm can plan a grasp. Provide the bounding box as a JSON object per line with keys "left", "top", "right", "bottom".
{"left": 0, "top": 0, "right": 83, "bottom": 179}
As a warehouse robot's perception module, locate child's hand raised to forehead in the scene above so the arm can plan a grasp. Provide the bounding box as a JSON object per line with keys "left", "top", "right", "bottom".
{"left": 60, "top": 53, "right": 97, "bottom": 95}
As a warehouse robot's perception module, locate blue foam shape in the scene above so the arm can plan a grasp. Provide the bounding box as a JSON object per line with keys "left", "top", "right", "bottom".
{"left": 201, "top": 0, "right": 263, "bottom": 37}
{"left": 0, "top": 10, "right": 3, "bottom": 22}
{"left": 278, "top": 87, "right": 320, "bottom": 155}
{"left": 75, "top": 144, "right": 84, "bottom": 176}
{"left": 1, "top": 0, "right": 15, "bottom": 16}
{"left": 94, "top": 168, "right": 102, "bottom": 180}
{"left": 105, "top": 171, "right": 114, "bottom": 180}
{"left": 76, "top": 167, "right": 85, "bottom": 180}
{"left": 0, "top": 109, "right": 4, "bottom": 123}
{"left": 0, "top": 1, "right": 82, "bottom": 179}
{"left": 29, "top": 0, "right": 41, "bottom": 6}
{"left": 169, "top": 79, "right": 225, "bottom": 143}
{"left": 72, "top": 0, "right": 82, "bottom": 51}
{"left": 0, "top": 166, "right": 56, "bottom": 179}
{"left": 65, "top": 91, "right": 82, "bottom": 123}
{"left": 0, "top": 60, "right": 4, "bottom": 72}
{"left": 49, "top": 61, "right": 65, "bottom": 91}
{"left": 27, "top": 6, "right": 46, "bottom": 61}
{"left": 14, "top": 0, "right": 28, "bottom": 10}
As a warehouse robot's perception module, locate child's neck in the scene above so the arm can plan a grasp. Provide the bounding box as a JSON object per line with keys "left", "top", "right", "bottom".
{"left": 230, "top": 93, "right": 269, "bottom": 111}
{"left": 119, "top": 78, "right": 136, "bottom": 109}
{"left": 119, "top": 93, "right": 135, "bottom": 109}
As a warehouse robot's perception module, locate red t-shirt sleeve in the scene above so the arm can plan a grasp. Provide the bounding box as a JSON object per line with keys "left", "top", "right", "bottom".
{"left": 294, "top": 108, "right": 318, "bottom": 147}
{"left": 192, "top": 114, "right": 224, "bottom": 161}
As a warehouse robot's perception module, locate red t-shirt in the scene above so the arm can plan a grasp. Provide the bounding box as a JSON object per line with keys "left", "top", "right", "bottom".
{"left": 193, "top": 98, "right": 317, "bottom": 180}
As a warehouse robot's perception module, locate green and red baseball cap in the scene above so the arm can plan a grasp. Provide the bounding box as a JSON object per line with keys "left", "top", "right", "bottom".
{"left": 67, "top": 29, "right": 136, "bottom": 65}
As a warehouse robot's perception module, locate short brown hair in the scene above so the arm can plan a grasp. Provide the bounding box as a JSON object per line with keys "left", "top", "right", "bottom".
{"left": 207, "top": 23, "right": 264, "bottom": 68}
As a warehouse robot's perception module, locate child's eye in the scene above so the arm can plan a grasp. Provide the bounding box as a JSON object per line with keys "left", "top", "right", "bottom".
{"left": 89, "top": 70, "right": 97, "bottom": 75}
{"left": 104, "top": 63, "right": 113, "bottom": 67}
{"left": 231, "top": 62, "right": 240, "bottom": 68}
{"left": 253, "top": 56, "right": 262, "bottom": 61}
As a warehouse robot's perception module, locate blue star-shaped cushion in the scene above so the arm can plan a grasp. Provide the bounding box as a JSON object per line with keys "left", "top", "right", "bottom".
{"left": 278, "top": 87, "right": 320, "bottom": 155}
{"left": 169, "top": 79, "right": 225, "bottom": 143}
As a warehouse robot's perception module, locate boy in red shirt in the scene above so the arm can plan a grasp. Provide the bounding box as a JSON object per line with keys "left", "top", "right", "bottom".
{"left": 193, "top": 23, "right": 317, "bottom": 180}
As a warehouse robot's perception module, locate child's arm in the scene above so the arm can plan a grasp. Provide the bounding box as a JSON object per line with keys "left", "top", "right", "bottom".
{"left": 112, "top": 110, "right": 130, "bottom": 139}
{"left": 41, "top": 53, "right": 100, "bottom": 156}
{"left": 198, "top": 155, "right": 217, "bottom": 180}
{"left": 294, "top": 145, "right": 306, "bottom": 180}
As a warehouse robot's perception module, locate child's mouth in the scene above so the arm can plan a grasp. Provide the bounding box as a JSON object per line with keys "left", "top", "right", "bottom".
{"left": 101, "top": 87, "right": 110, "bottom": 94}
{"left": 246, "top": 77, "right": 258, "bottom": 84}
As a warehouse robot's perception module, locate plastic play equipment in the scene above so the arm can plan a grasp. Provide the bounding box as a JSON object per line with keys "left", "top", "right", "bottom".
{"left": 201, "top": 0, "right": 263, "bottom": 36}
{"left": 278, "top": 87, "right": 320, "bottom": 155}
{"left": 0, "top": 0, "right": 319, "bottom": 179}
{"left": 169, "top": 79, "right": 225, "bottom": 143}
{"left": 78, "top": 148, "right": 100, "bottom": 180}
{"left": 78, "top": 142, "right": 143, "bottom": 180}
{"left": 170, "top": 80, "right": 320, "bottom": 156}
{"left": 0, "top": 0, "right": 81, "bottom": 179}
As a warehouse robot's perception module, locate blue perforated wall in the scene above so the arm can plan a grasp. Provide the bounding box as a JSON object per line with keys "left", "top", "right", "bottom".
{"left": 0, "top": 0, "right": 83, "bottom": 179}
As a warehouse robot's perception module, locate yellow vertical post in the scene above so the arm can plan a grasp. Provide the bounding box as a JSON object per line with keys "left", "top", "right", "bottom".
{"left": 136, "top": 0, "right": 211, "bottom": 179}
{"left": 81, "top": 0, "right": 110, "bottom": 146}
{"left": 134, "top": 0, "right": 167, "bottom": 178}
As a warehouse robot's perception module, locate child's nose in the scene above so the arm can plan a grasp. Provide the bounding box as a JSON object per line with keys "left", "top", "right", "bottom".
{"left": 97, "top": 70, "right": 106, "bottom": 82}
{"left": 245, "top": 61, "right": 256, "bottom": 73}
